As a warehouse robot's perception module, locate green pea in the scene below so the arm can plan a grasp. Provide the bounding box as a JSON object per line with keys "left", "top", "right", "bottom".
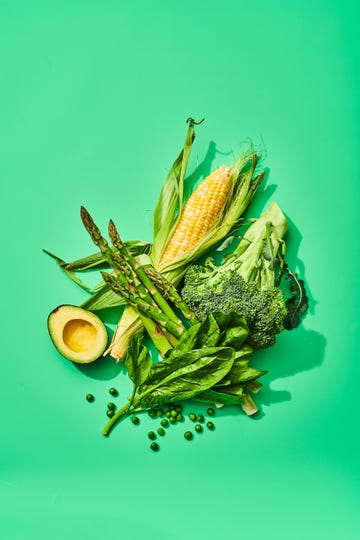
{"left": 106, "top": 409, "right": 114, "bottom": 418}
{"left": 156, "top": 409, "right": 164, "bottom": 417}
{"left": 148, "top": 409, "right": 157, "bottom": 418}
{"left": 148, "top": 431, "right": 156, "bottom": 440}
{"left": 109, "top": 387, "right": 118, "bottom": 397}
{"left": 207, "top": 407, "right": 215, "bottom": 416}
{"left": 195, "top": 424, "right": 203, "bottom": 433}
{"left": 86, "top": 393, "right": 94, "bottom": 402}
{"left": 206, "top": 421, "right": 215, "bottom": 431}
{"left": 165, "top": 410, "right": 172, "bottom": 418}
{"left": 170, "top": 409, "right": 178, "bottom": 418}
{"left": 184, "top": 431, "right": 193, "bottom": 440}
{"left": 131, "top": 416, "right": 140, "bottom": 425}
{"left": 169, "top": 417, "right": 176, "bottom": 425}
{"left": 107, "top": 402, "right": 116, "bottom": 410}
{"left": 176, "top": 414, "right": 184, "bottom": 422}
{"left": 157, "top": 427, "right": 165, "bottom": 436}
{"left": 189, "top": 413, "right": 197, "bottom": 422}
{"left": 197, "top": 414, "right": 205, "bottom": 423}
{"left": 167, "top": 403, "right": 176, "bottom": 410}
{"left": 150, "top": 442, "right": 160, "bottom": 452}
{"left": 160, "top": 418, "right": 169, "bottom": 428}
{"left": 175, "top": 404, "right": 183, "bottom": 413}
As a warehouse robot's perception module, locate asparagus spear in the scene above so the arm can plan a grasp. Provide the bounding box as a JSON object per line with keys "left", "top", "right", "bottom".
{"left": 143, "top": 265, "right": 199, "bottom": 324}
{"left": 101, "top": 272, "right": 184, "bottom": 339}
{"left": 108, "top": 219, "right": 183, "bottom": 327}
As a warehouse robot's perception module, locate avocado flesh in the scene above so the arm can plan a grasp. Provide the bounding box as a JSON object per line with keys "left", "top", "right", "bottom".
{"left": 48, "top": 305, "right": 108, "bottom": 363}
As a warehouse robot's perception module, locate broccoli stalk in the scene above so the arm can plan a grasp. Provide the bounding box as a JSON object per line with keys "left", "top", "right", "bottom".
{"left": 181, "top": 202, "right": 289, "bottom": 349}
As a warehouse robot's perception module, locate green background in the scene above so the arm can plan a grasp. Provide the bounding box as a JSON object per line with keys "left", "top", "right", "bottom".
{"left": 1, "top": 1, "right": 359, "bottom": 538}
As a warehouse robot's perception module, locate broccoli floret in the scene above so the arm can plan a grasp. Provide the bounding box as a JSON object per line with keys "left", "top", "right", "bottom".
{"left": 180, "top": 203, "right": 290, "bottom": 350}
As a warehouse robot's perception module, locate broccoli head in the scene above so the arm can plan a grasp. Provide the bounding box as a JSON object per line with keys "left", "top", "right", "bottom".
{"left": 181, "top": 266, "right": 287, "bottom": 349}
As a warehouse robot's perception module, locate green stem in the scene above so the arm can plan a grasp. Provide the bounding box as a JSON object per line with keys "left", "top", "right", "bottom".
{"left": 102, "top": 395, "right": 143, "bottom": 436}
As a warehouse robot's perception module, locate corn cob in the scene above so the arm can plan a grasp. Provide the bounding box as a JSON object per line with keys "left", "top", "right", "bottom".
{"left": 158, "top": 165, "right": 232, "bottom": 270}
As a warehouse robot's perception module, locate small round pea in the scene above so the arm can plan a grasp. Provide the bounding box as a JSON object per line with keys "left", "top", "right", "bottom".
{"left": 150, "top": 442, "right": 159, "bottom": 452}
{"left": 176, "top": 414, "right": 184, "bottom": 422}
{"left": 148, "top": 431, "right": 156, "bottom": 440}
{"left": 207, "top": 407, "right": 215, "bottom": 416}
{"left": 170, "top": 409, "right": 178, "bottom": 418}
{"left": 157, "top": 427, "right": 165, "bottom": 436}
{"left": 197, "top": 414, "right": 205, "bottom": 423}
{"left": 148, "top": 409, "right": 157, "bottom": 418}
{"left": 156, "top": 409, "right": 164, "bottom": 417}
{"left": 109, "top": 387, "right": 118, "bottom": 397}
{"left": 167, "top": 403, "right": 176, "bottom": 410}
{"left": 86, "top": 393, "right": 94, "bottom": 402}
{"left": 131, "top": 416, "right": 140, "bottom": 425}
{"left": 160, "top": 418, "right": 169, "bottom": 428}
{"left": 107, "top": 402, "right": 116, "bottom": 410}
{"left": 206, "top": 421, "right": 215, "bottom": 431}
{"left": 184, "top": 431, "right": 193, "bottom": 440}
{"left": 175, "top": 404, "right": 183, "bottom": 413}
{"left": 188, "top": 413, "right": 197, "bottom": 422}
{"left": 169, "top": 417, "right": 176, "bottom": 425}
{"left": 195, "top": 424, "right": 203, "bottom": 434}
{"left": 106, "top": 409, "right": 114, "bottom": 418}
{"left": 165, "top": 410, "right": 172, "bottom": 418}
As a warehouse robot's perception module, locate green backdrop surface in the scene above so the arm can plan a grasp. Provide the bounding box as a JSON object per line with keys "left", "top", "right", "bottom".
{"left": 1, "top": 1, "right": 359, "bottom": 539}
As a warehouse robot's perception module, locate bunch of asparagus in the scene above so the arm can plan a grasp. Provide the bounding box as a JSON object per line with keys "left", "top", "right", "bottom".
{"left": 80, "top": 207, "right": 198, "bottom": 357}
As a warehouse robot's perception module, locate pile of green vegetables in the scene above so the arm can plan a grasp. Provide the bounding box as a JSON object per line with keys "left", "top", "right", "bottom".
{"left": 45, "top": 119, "right": 309, "bottom": 437}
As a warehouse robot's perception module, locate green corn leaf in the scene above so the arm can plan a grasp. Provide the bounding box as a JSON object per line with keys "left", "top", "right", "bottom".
{"left": 81, "top": 284, "right": 126, "bottom": 311}
{"left": 42, "top": 249, "right": 104, "bottom": 292}
{"left": 151, "top": 118, "right": 199, "bottom": 267}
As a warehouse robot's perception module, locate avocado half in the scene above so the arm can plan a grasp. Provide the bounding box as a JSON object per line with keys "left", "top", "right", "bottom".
{"left": 48, "top": 304, "right": 108, "bottom": 363}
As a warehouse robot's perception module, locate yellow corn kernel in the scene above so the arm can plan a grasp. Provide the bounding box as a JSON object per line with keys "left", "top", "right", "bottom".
{"left": 159, "top": 165, "right": 231, "bottom": 269}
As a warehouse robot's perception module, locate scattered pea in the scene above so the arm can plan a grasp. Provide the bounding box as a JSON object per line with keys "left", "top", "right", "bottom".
{"left": 175, "top": 404, "right": 183, "bottom": 413}
{"left": 109, "top": 387, "right": 118, "bottom": 397}
{"left": 150, "top": 442, "right": 160, "bottom": 452}
{"left": 195, "top": 424, "right": 203, "bottom": 434}
{"left": 197, "top": 414, "right": 205, "bottom": 423}
{"left": 207, "top": 407, "right": 215, "bottom": 416}
{"left": 206, "top": 421, "right": 215, "bottom": 431}
{"left": 107, "top": 402, "right": 116, "bottom": 410}
{"left": 176, "top": 414, "right": 184, "bottom": 422}
{"left": 184, "top": 431, "right": 193, "bottom": 440}
{"left": 165, "top": 410, "right": 172, "bottom": 418}
{"left": 160, "top": 418, "right": 169, "bottom": 428}
{"left": 156, "top": 409, "right": 164, "bottom": 417}
{"left": 106, "top": 409, "right": 114, "bottom": 418}
{"left": 148, "top": 409, "right": 157, "bottom": 418}
{"left": 86, "top": 393, "right": 94, "bottom": 402}
{"left": 148, "top": 431, "right": 156, "bottom": 440}
{"left": 167, "top": 403, "right": 176, "bottom": 410}
{"left": 170, "top": 409, "right": 178, "bottom": 418}
{"left": 157, "top": 427, "right": 165, "bottom": 436}
{"left": 189, "top": 413, "right": 197, "bottom": 422}
{"left": 131, "top": 416, "right": 140, "bottom": 425}
{"left": 169, "top": 417, "right": 176, "bottom": 425}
